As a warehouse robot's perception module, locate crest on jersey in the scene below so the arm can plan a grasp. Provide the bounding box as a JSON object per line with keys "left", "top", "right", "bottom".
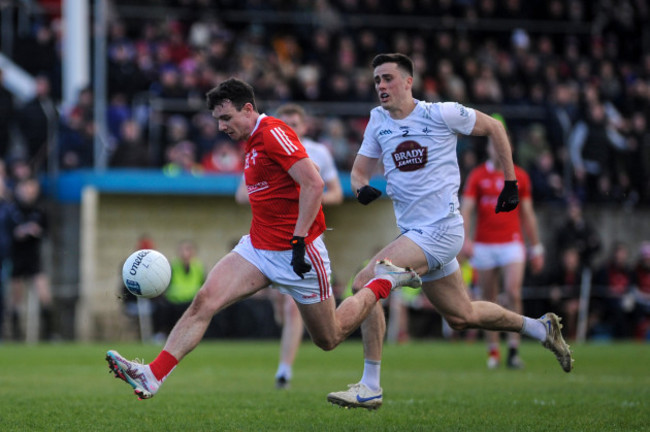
{"left": 391, "top": 141, "right": 427, "bottom": 171}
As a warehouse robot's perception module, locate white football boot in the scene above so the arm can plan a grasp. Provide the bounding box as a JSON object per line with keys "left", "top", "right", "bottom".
{"left": 538, "top": 313, "right": 574, "bottom": 372}
{"left": 374, "top": 259, "right": 422, "bottom": 289}
{"left": 106, "top": 350, "right": 162, "bottom": 399}
{"left": 327, "top": 382, "right": 383, "bottom": 410}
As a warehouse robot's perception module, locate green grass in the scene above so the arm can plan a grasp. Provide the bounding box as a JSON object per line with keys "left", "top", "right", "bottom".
{"left": 0, "top": 340, "right": 648, "bottom": 431}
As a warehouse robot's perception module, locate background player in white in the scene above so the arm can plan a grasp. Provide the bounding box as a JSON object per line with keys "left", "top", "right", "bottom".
{"left": 105, "top": 78, "right": 420, "bottom": 400}
{"left": 461, "top": 122, "right": 545, "bottom": 370}
{"left": 236, "top": 103, "right": 343, "bottom": 389}
{"left": 327, "top": 53, "right": 573, "bottom": 410}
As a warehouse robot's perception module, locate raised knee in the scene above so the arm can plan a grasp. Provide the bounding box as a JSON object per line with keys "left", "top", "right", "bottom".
{"left": 351, "top": 279, "right": 367, "bottom": 294}
{"left": 351, "top": 267, "right": 375, "bottom": 293}
{"left": 312, "top": 336, "right": 338, "bottom": 351}
{"left": 446, "top": 315, "right": 471, "bottom": 331}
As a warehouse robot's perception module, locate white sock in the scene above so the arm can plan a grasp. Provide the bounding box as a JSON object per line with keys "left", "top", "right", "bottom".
{"left": 275, "top": 362, "right": 292, "bottom": 380}
{"left": 360, "top": 359, "right": 381, "bottom": 392}
{"left": 520, "top": 317, "right": 547, "bottom": 342}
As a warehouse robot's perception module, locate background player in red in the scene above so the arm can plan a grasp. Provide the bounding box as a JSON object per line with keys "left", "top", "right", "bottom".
{"left": 105, "top": 78, "right": 420, "bottom": 400}
{"left": 461, "top": 116, "right": 545, "bottom": 369}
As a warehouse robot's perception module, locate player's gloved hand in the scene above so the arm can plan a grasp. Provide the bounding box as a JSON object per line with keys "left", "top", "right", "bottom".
{"left": 495, "top": 180, "right": 519, "bottom": 213}
{"left": 290, "top": 236, "right": 312, "bottom": 279}
{"left": 357, "top": 185, "right": 382, "bottom": 205}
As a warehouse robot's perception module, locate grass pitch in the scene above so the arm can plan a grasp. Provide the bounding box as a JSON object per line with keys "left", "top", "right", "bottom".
{"left": 1, "top": 339, "right": 648, "bottom": 431}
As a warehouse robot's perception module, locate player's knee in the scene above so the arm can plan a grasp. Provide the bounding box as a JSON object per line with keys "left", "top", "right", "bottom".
{"left": 311, "top": 335, "right": 338, "bottom": 351}
{"left": 445, "top": 314, "right": 471, "bottom": 331}
{"left": 189, "top": 288, "right": 222, "bottom": 316}
{"left": 351, "top": 269, "right": 373, "bottom": 293}
{"left": 351, "top": 282, "right": 364, "bottom": 294}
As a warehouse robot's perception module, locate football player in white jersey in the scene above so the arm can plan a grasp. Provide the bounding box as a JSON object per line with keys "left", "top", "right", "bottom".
{"left": 327, "top": 53, "right": 573, "bottom": 410}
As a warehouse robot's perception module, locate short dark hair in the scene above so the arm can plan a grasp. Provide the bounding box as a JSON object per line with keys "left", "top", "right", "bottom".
{"left": 371, "top": 53, "right": 414, "bottom": 77}
{"left": 206, "top": 78, "right": 257, "bottom": 111}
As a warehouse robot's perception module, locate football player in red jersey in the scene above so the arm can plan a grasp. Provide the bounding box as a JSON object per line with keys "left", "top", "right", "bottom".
{"left": 235, "top": 103, "right": 344, "bottom": 389}
{"left": 461, "top": 124, "right": 545, "bottom": 369}
{"left": 105, "top": 78, "right": 421, "bottom": 400}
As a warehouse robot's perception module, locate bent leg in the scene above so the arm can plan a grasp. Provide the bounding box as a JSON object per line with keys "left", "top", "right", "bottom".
{"left": 300, "top": 236, "right": 426, "bottom": 352}
{"left": 325, "top": 237, "right": 429, "bottom": 406}
{"left": 423, "top": 268, "right": 525, "bottom": 333}
{"left": 359, "top": 236, "right": 429, "bottom": 359}
{"left": 298, "top": 289, "right": 378, "bottom": 351}
{"left": 163, "top": 252, "right": 270, "bottom": 361}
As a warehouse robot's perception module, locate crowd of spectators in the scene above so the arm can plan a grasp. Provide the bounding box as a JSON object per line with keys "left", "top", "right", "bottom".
{"left": 3, "top": 0, "right": 647, "bottom": 206}
{"left": 2, "top": 0, "right": 650, "bottom": 340}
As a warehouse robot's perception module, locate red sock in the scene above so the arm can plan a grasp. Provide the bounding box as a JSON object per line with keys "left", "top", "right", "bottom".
{"left": 149, "top": 350, "right": 178, "bottom": 381}
{"left": 365, "top": 278, "right": 392, "bottom": 301}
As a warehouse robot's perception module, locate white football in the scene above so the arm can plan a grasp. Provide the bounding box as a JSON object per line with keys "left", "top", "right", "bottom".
{"left": 122, "top": 249, "right": 171, "bottom": 298}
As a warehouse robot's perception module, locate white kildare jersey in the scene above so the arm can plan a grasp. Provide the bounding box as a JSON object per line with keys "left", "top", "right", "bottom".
{"left": 359, "top": 100, "right": 476, "bottom": 230}
{"left": 302, "top": 138, "right": 339, "bottom": 183}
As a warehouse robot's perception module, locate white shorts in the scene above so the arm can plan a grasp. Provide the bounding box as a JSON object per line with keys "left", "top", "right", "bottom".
{"left": 233, "top": 235, "right": 333, "bottom": 305}
{"left": 470, "top": 241, "right": 525, "bottom": 270}
{"left": 401, "top": 217, "right": 464, "bottom": 283}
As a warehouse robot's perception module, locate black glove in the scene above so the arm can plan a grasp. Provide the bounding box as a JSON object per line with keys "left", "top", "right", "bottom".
{"left": 357, "top": 185, "right": 382, "bottom": 205}
{"left": 290, "top": 236, "right": 312, "bottom": 279}
{"left": 495, "top": 180, "right": 519, "bottom": 213}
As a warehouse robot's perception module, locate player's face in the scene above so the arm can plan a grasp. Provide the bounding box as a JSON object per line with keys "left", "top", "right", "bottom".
{"left": 212, "top": 100, "right": 253, "bottom": 141}
{"left": 373, "top": 62, "right": 412, "bottom": 111}
{"left": 279, "top": 113, "right": 306, "bottom": 138}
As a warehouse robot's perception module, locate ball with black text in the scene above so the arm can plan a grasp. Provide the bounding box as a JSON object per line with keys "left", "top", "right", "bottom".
{"left": 122, "top": 249, "right": 171, "bottom": 298}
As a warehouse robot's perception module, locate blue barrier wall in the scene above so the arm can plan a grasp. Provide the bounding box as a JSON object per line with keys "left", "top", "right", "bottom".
{"left": 51, "top": 169, "right": 388, "bottom": 203}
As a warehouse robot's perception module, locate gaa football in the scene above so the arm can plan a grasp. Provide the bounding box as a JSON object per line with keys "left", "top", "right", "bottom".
{"left": 122, "top": 249, "right": 171, "bottom": 298}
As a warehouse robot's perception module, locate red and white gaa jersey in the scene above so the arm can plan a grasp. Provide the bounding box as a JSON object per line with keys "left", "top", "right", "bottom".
{"left": 462, "top": 161, "right": 532, "bottom": 244}
{"left": 243, "top": 114, "right": 326, "bottom": 250}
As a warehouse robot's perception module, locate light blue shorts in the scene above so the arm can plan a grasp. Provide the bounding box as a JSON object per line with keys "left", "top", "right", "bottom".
{"left": 233, "top": 235, "right": 333, "bottom": 304}
{"left": 401, "top": 218, "right": 464, "bottom": 283}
